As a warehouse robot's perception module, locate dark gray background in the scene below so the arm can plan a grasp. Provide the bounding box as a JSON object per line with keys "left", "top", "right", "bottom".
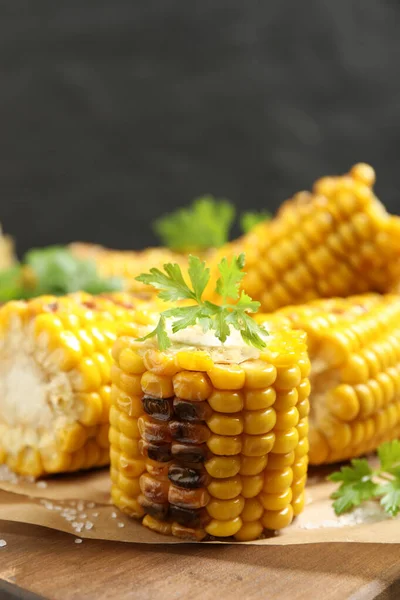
{"left": 1, "top": 0, "right": 400, "bottom": 254}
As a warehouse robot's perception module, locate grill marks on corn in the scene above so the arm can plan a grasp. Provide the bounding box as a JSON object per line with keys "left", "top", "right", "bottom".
{"left": 207, "top": 163, "right": 400, "bottom": 312}
{"left": 0, "top": 292, "right": 158, "bottom": 477}
{"left": 110, "top": 333, "right": 310, "bottom": 541}
{"left": 274, "top": 294, "right": 400, "bottom": 465}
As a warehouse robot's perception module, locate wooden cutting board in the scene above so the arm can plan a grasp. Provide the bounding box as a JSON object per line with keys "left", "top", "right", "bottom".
{"left": 0, "top": 521, "right": 399, "bottom": 600}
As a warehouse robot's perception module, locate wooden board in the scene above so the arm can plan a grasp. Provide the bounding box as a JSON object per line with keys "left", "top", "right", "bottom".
{"left": 0, "top": 521, "right": 400, "bottom": 600}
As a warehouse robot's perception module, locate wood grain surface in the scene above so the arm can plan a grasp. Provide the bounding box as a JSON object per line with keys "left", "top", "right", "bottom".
{"left": 0, "top": 521, "right": 399, "bottom": 600}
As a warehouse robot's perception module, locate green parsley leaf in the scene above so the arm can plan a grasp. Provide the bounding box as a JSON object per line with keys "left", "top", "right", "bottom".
{"left": 377, "top": 480, "right": 400, "bottom": 517}
{"left": 163, "top": 305, "right": 204, "bottom": 333}
{"left": 153, "top": 196, "right": 236, "bottom": 252}
{"left": 215, "top": 254, "right": 246, "bottom": 301}
{"left": 138, "top": 315, "right": 171, "bottom": 352}
{"left": 187, "top": 255, "right": 210, "bottom": 303}
{"left": 377, "top": 440, "right": 400, "bottom": 473}
{"left": 136, "top": 263, "right": 195, "bottom": 302}
{"left": 240, "top": 211, "right": 271, "bottom": 234}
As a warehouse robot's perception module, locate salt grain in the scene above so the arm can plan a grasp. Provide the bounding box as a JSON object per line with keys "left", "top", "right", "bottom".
{"left": 92, "top": 512, "right": 99, "bottom": 518}
{"left": 111, "top": 512, "right": 117, "bottom": 519}
{"left": 117, "top": 522, "right": 125, "bottom": 528}
{"left": 36, "top": 481, "right": 48, "bottom": 489}
{"left": 85, "top": 522, "right": 94, "bottom": 530}
{"left": 87, "top": 502, "right": 95, "bottom": 509}
{"left": 79, "top": 513, "right": 87, "bottom": 519}
{"left": 0, "top": 540, "right": 7, "bottom": 548}
{"left": 74, "top": 538, "right": 83, "bottom": 544}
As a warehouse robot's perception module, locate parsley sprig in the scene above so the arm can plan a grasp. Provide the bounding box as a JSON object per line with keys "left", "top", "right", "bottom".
{"left": 329, "top": 440, "right": 400, "bottom": 517}
{"left": 136, "top": 253, "right": 267, "bottom": 351}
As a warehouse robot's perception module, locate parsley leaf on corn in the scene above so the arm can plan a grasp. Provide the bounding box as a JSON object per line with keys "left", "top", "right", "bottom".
{"left": 136, "top": 253, "right": 268, "bottom": 351}
{"left": 240, "top": 210, "right": 271, "bottom": 234}
{"left": 153, "top": 196, "right": 235, "bottom": 252}
{"left": 329, "top": 440, "right": 400, "bottom": 517}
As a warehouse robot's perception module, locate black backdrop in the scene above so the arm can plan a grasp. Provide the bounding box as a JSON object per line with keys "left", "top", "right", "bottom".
{"left": 1, "top": 0, "right": 400, "bottom": 254}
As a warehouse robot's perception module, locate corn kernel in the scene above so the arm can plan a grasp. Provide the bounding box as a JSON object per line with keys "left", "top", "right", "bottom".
{"left": 260, "top": 488, "right": 293, "bottom": 511}
{"left": 176, "top": 350, "right": 214, "bottom": 372}
{"left": 240, "top": 474, "right": 264, "bottom": 498}
{"left": 141, "top": 372, "right": 174, "bottom": 399}
{"left": 274, "top": 388, "right": 298, "bottom": 411}
{"left": 205, "top": 456, "right": 241, "bottom": 478}
{"left": 173, "top": 371, "right": 213, "bottom": 401}
{"left": 239, "top": 455, "right": 268, "bottom": 476}
{"left": 244, "top": 388, "right": 276, "bottom": 411}
{"left": 207, "top": 414, "right": 244, "bottom": 436}
{"left": 267, "top": 451, "right": 295, "bottom": 469}
{"left": 243, "top": 407, "right": 276, "bottom": 435}
{"left": 207, "top": 434, "right": 242, "bottom": 456}
{"left": 242, "top": 360, "right": 277, "bottom": 388}
{"left": 207, "top": 496, "right": 245, "bottom": 520}
{"left": 143, "top": 349, "right": 179, "bottom": 376}
{"left": 207, "top": 364, "right": 245, "bottom": 390}
{"left": 207, "top": 476, "right": 243, "bottom": 499}
{"left": 241, "top": 498, "right": 264, "bottom": 522}
{"left": 205, "top": 517, "right": 243, "bottom": 537}
{"left": 118, "top": 347, "right": 146, "bottom": 374}
{"left": 261, "top": 505, "right": 294, "bottom": 530}
{"left": 272, "top": 428, "right": 299, "bottom": 454}
{"left": 241, "top": 432, "right": 275, "bottom": 456}
{"left": 208, "top": 390, "right": 244, "bottom": 413}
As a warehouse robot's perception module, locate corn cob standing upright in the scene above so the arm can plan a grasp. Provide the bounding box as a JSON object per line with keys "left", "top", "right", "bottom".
{"left": 0, "top": 291, "right": 162, "bottom": 477}
{"left": 206, "top": 163, "right": 400, "bottom": 311}
{"left": 256, "top": 294, "right": 400, "bottom": 465}
{"left": 110, "top": 254, "right": 310, "bottom": 541}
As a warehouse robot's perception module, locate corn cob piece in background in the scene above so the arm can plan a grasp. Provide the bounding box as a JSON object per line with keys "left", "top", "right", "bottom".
{"left": 0, "top": 224, "right": 16, "bottom": 271}
{"left": 0, "top": 291, "right": 161, "bottom": 477}
{"left": 110, "top": 253, "right": 310, "bottom": 540}
{"left": 207, "top": 163, "right": 400, "bottom": 311}
{"left": 257, "top": 294, "right": 400, "bottom": 465}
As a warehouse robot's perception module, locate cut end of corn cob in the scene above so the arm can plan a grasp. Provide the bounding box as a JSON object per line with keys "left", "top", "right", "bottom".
{"left": 258, "top": 294, "right": 400, "bottom": 465}
{"left": 110, "top": 326, "right": 310, "bottom": 541}
{"left": 206, "top": 164, "right": 400, "bottom": 311}
{"left": 0, "top": 291, "right": 162, "bottom": 478}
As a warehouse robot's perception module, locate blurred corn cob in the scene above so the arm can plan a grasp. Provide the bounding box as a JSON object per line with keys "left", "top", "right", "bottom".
{"left": 207, "top": 163, "right": 400, "bottom": 310}
{"left": 0, "top": 224, "right": 16, "bottom": 271}
{"left": 69, "top": 243, "right": 191, "bottom": 294}
{"left": 257, "top": 294, "right": 400, "bottom": 465}
{"left": 110, "top": 326, "right": 310, "bottom": 541}
{"left": 0, "top": 291, "right": 162, "bottom": 477}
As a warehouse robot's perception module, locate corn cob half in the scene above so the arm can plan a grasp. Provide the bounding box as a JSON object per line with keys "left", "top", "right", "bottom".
{"left": 110, "top": 326, "right": 310, "bottom": 541}
{"left": 207, "top": 164, "right": 400, "bottom": 311}
{"left": 258, "top": 294, "right": 400, "bottom": 465}
{"left": 0, "top": 291, "right": 161, "bottom": 477}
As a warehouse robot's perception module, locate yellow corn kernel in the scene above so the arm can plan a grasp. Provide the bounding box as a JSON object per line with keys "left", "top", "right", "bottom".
{"left": 71, "top": 357, "right": 102, "bottom": 392}
{"left": 275, "top": 365, "right": 302, "bottom": 390}
{"left": 264, "top": 467, "right": 293, "bottom": 494}
{"left": 267, "top": 451, "right": 295, "bottom": 469}
{"left": 292, "top": 475, "right": 307, "bottom": 498}
{"left": 173, "top": 371, "right": 212, "bottom": 401}
{"left": 241, "top": 497, "right": 264, "bottom": 522}
{"left": 297, "top": 417, "right": 309, "bottom": 439}
{"left": 54, "top": 330, "right": 83, "bottom": 370}
{"left": 207, "top": 496, "right": 245, "bottom": 520}
{"left": 207, "top": 414, "right": 244, "bottom": 436}
{"left": 111, "top": 487, "right": 145, "bottom": 518}
{"left": 324, "top": 421, "right": 352, "bottom": 450}
{"left": 297, "top": 399, "right": 310, "bottom": 419}
{"left": 207, "top": 434, "right": 242, "bottom": 455}
{"left": 298, "top": 356, "right": 311, "bottom": 378}
{"left": 207, "top": 475, "right": 243, "bottom": 499}
{"left": 243, "top": 407, "right": 277, "bottom": 435}
{"left": 208, "top": 390, "right": 244, "bottom": 413}
{"left": 340, "top": 354, "right": 369, "bottom": 384}
{"left": 205, "top": 517, "right": 243, "bottom": 537}
{"left": 119, "top": 434, "right": 141, "bottom": 457}
{"left": 57, "top": 423, "right": 88, "bottom": 452}
{"left": 241, "top": 432, "right": 275, "bottom": 456}
{"left": 207, "top": 364, "right": 245, "bottom": 390}
{"left": 239, "top": 455, "right": 268, "bottom": 476}
{"left": 41, "top": 449, "right": 72, "bottom": 474}
{"left": 274, "top": 407, "right": 299, "bottom": 430}
{"left": 244, "top": 387, "right": 276, "bottom": 411}
{"left": 260, "top": 487, "right": 293, "bottom": 511}
{"left": 96, "top": 423, "right": 110, "bottom": 449}
{"left": 274, "top": 388, "right": 298, "bottom": 411}
{"left": 143, "top": 515, "right": 172, "bottom": 536}
{"left": 292, "top": 456, "right": 308, "bottom": 480}
{"left": 118, "top": 347, "right": 146, "bottom": 374}
{"left": 354, "top": 383, "right": 375, "bottom": 418}
{"left": 327, "top": 385, "right": 360, "bottom": 421}
{"left": 18, "top": 448, "right": 43, "bottom": 478}
{"left": 117, "top": 369, "right": 143, "bottom": 397}
{"left": 68, "top": 447, "right": 86, "bottom": 472}
{"left": 292, "top": 490, "right": 306, "bottom": 516}
{"left": 99, "top": 385, "right": 112, "bottom": 424}
{"left": 308, "top": 430, "right": 329, "bottom": 464}
{"left": 272, "top": 428, "right": 299, "bottom": 454}
{"left": 77, "top": 392, "right": 103, "bottom": 426}
{"left": 118, "top": 473, "right": 142, "bottom": 496}
{"left": 240, "top": 474, "right": 264, "bottom": 498}
{"left": 242, "top": 360, "right": 277, "bottom": 389}
{"left": 205, "top": 456, "right": 241, "bottom": 478}
{"left": 297, "top": 379, "right": 311, "bottom": 401}
{"left": 234, "top": 521, "right": 263, "bottom": 541}
{"left": 176, "top": 350, "right": 214, "bottom": 372}
{"left": 118, "top": 412, "right": 141, "bottom": 439}
{"left": 141, "top": 371, "right": 173, "bottom": 399}
{"left": 261, "top": 505, "right": 294, "bottom": 530}
{"left": 143, "top": 349, "right": 179, "bottom": 376}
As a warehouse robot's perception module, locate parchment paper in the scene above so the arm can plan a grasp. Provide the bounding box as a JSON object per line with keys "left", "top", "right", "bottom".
{"left": 0, "top": 465, "right": 399, "bottom": 545}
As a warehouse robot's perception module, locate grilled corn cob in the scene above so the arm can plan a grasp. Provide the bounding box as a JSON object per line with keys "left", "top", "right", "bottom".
{"left": 69, "top": 243, "right": 191, "bottom": 294}
{"left": 207, "top": 163, "right": 400, "bottom": 311}
{"left": 0, "top": 291, "right": 161, "bottom": 477}
{"left": 257, "top": 294, "right": 400, "bottom": 465}
{"left": 110, "top": 326, "right": 310, "bottom": 540}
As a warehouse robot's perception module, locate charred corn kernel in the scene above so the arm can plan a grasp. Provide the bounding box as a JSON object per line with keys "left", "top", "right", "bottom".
{"left": 143, "top": 515, "right": 173, "bottom": 536}
{"left": 207, "top": 364, "right": 245, "bottom": 390}
{"left": 205, "top": 517, "right": 243, "bottom": 537}
{"left": 244, "top": 388, "right": 276, "bottom": 410}
{"left": 168, "top": 485, "right": 210, "bottom": 509}
{"left": 261, "top": 505, "right": 294, "bottom": 530}
{"left": 171, "top": 523, "right": 206, "bottom": 541}
{"left": 264, "top": 467, "right": 293, "bottom": 494}
{"left": 176, "top": 350, "right": 214, "bottom": 372}
{"left": 206, "top": 496, "right": 245, "bottom": 520}
{"left": 239, "top": 455, "right": 268, "bottom": 476}
{"left": 242, "top": 361, "right": 277, "bottom": 388}
{"left": 206, "top": 414, "right": 244, "bottom": 436}
{"left": 141, "top": 372, "right": 174, "bottom": 399}
{"left": 205, "top": 456, "right": 241, "bottom": 478}
{"left": 234, "top": 521, "right": 263, "bottom": 541}
{"left": 260, "top": 488, "right": 293, "bottom": 511}
{"left": 208, "top": 390, "right": 244, "bottom": 413}
{"left": 240, "top": 474, "right": 264, "bottom": 498}
{"left": 241, "top": 432, "right": 275, "bottom": 456}
{"left": 267, "top": 451, "right": 295, "bottom": 469}
{"left": 143, "top": 349, "right": 179, "bottom": 376}
{"left": 272, "top": 428, "right": 299, "bottom": 454}
{"left": 173, "top": 371, "right": 213, "bottom": 401}
{"left": 274, "top": 389, "right": 298, "bottom": 411}
{"left": 207, "top": 476, "right": 243, "bottom": 500}
{"left": 241, "top": 498, "right": 264, "bottom": 522}
{"left": 274, "top": 407, "right": 299, "bottom": 430}
{"left": 207, "top": 434, "right": 242, "bottom": 455}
